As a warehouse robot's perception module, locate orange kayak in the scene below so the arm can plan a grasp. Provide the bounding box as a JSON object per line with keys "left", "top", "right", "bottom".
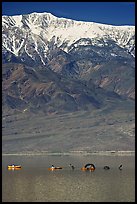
{"left": 81, "top": 167, "right": 95, "bottom": 171}
{"left": 48, "top": 167, "right": 62, "bottom": 171}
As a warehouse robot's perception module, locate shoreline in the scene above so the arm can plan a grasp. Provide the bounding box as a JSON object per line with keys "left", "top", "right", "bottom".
{"left": 2, "top": 150, "right": 135, "bottom": 156}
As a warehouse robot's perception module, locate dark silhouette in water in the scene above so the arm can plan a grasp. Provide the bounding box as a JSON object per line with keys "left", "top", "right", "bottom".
{"left": 119, "top": 164, "right": 123, "bottom": 170}
{"left": 69, "top": 164, "right": 75, "bottom": 170}
{"left": 104, "top": 166, "right": 110, "bottom": 170}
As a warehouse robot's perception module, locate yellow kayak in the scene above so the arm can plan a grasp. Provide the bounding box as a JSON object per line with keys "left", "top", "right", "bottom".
{"left": 8, "top": 165, "right": 21, "bottom": 170}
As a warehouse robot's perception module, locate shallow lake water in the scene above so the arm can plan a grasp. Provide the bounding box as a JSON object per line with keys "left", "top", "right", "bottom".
{"left": 2, "top": 154, "right": 135, "bottom": 202}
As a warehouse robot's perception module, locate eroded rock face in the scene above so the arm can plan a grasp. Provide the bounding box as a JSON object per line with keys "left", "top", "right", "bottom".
{"left": 2, "top": 63, "right": 100, "bottom": 114}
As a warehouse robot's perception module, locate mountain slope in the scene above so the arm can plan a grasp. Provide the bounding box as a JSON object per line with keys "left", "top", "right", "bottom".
{"left": 2, "top": 12, "right": 135, "bottom": 153}
{"left": 3, "top": 62, "right": 133, "bottom": 115}
{"left": 2, "top": 12, "right": 135, "bottom": 108}
{"left": 2, "top": 108, "right": 135, "bottom": 153}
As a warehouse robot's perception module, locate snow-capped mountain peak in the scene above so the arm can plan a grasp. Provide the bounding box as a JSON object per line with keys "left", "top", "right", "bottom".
{"left": 2, "top": 11, "right": 135, "bottom": 64}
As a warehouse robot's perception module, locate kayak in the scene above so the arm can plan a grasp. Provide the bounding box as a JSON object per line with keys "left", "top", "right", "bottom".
{"left": 8, "top": 165, "right": 21, "bottom": 169}
{"left": 81, "top": 167, "right": 95, "bottom": 171}
{"left": 48, "top": 167, "right": 62, "bottom": 171}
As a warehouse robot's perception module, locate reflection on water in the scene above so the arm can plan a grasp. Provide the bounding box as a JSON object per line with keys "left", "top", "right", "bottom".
{"left": 2, "top": 155, "right": 135, "bottom": 202}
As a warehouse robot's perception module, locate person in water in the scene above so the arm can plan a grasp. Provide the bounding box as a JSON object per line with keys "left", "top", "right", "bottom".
{"left": 104, "top": 166, "right": 110, "bottom": 170}
{"left": 69, "top": 164, "right": 75, "bottom": 170}
{"left": 119, "top": 164, "right": 123, "bottom": 170}
{"left": 51, "top": 165, "right": 55, "bottom": 169}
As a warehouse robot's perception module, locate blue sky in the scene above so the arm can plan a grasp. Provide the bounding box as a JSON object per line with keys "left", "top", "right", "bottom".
{"left": 2, "top": 2, "right": 135, "bottom": 26}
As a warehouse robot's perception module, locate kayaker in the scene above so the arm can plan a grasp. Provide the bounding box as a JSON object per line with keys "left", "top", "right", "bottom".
{"left": 85, "top": 163, "right": 95, "bottom": 170}
{"left": 51, "top": 165, "right": 55, "bottom": 169}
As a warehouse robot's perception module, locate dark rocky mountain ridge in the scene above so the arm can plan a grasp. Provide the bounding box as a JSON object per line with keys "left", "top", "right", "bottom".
{"left": 3, "top": 62, "right": 131, "bottom": 115}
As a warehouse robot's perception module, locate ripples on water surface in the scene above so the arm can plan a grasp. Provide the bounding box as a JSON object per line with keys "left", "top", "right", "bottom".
{"left": 2, "top": 154, "right": 135, "bottom": 202}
